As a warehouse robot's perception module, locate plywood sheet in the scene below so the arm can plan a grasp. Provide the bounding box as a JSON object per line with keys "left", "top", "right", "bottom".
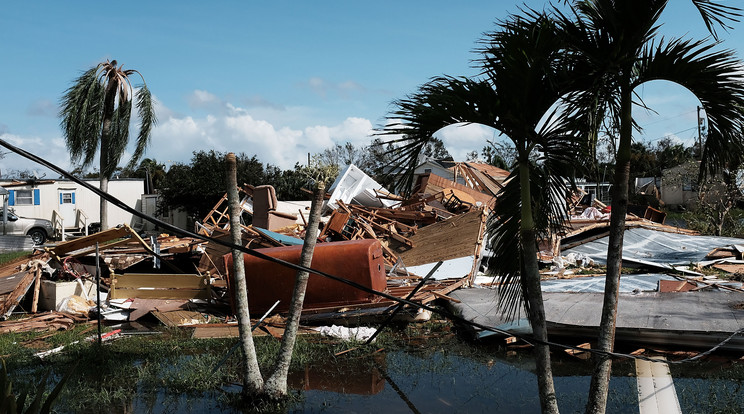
{"left": 397, "top": 209, "right": 486, "bottom": 267}
{"left": 110, "top": 273, "right": 210, "bottom": 300}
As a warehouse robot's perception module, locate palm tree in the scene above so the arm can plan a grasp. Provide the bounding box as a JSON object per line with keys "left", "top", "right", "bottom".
{"left": 381, "top": 12, "right": 584, "bottom": 413}
{"left": 60, "top": 59, "right": 156, "bottom": 230}
{"left": 554, "top": 1, "right": 744, "bottom": 412}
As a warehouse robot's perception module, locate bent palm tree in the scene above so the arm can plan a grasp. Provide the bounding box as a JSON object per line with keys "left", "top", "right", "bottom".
{"left": 381, "top": 12, "right": 583, "bottom": 413}
{"left": 60, "top": 59, "right": 156, "bottom": 230}
{"left": 555, "top": 1, "right": 744, "bottom": 412}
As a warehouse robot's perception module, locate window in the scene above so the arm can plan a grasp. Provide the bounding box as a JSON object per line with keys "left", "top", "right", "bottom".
{"left": 61, "top": 193, "right": 73, "bottom": 204}
{"left": 14, "top": 190, "right": 33, "bottom": 205}
{"left": 8, "top": 189, "right": 40, "bottom": 206}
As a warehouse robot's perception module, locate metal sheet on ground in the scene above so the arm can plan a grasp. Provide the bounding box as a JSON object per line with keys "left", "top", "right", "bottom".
{"left": 564, "top": 227, "right": 744, "bottom": 265}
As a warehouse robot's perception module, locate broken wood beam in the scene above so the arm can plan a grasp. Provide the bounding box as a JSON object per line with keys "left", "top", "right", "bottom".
{"left": 31, "top": 266, "right": 41, "bottom": 313}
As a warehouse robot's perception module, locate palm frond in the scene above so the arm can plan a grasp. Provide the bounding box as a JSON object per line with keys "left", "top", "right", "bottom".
{"left": 484, "top": 170, "right": 524, "bottom": 320}
{"left": 377, "top": 77, "right": 497, "bottom": 194}
{"left": 634, "top": 36, "right": 744, "bottom": 178}
{"left": 59, "top": 67, "right": 104, "bottom": 167}
{"left": 128, "top": 83, "right": 156, "bottom": 169}
{"left": 692, "top": 0, "right": 742, "bottom": 39}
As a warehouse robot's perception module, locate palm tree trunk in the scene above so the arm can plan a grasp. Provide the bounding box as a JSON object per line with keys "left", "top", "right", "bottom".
{"left": 585, "top": 79, "right": 633, "bottom": 414}
{"left": 99, "top": 81, "right": 117, "bottom": 231}
{"left": 263, "top": 180, "right": 326, "bottom": 399}
{"left": 226, "top": 153, "right": 264, "bottom": 396}
{"left": 518, "top": 159, "right": 559, "bottom": 414}
{"left": 99, "top": 176, "right": 109, "bottom": 231}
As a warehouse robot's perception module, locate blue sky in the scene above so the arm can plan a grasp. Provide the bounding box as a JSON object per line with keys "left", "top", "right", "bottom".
{"left": 1, "top": 1, "right": 742, "bottom": 177}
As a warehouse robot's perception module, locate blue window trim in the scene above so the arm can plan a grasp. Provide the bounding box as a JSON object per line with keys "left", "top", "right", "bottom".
{"left": 33, "top": 189, "right": 40, "bottom": 205}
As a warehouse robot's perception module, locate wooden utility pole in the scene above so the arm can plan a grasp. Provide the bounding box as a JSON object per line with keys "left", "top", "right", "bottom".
{"left": 697, "top": 106, "right": 703, "bottom": 160}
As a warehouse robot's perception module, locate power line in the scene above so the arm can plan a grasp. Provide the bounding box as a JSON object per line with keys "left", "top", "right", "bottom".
{"left": 0, "top": 137, "right": 739, "bottom": 365}
{"left": 638, "top": 126, "right": 698, "bottom": 144}
{"left": 637, "top": 109, "right": 698, "bottom": 128}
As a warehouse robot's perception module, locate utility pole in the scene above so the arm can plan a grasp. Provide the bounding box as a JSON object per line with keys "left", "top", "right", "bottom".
{"left": 697, "top": 106, "right": 704, "bottom": 160}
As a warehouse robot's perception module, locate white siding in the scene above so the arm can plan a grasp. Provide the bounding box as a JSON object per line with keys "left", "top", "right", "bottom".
{"left": 1, "top": 179, "right": 144, "bottom": 227}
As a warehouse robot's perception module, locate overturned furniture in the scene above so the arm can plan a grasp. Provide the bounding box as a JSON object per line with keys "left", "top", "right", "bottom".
{"left": 244, "top": 184, "right": 299, "bottom": 232}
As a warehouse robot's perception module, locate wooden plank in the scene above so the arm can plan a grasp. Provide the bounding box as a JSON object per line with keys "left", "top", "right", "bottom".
{"left": 31, "top": 266, "right": 41, "bottom": 313}
{"left": 430, "top": 291, "right": 461, "bottom": 303}
{"left": 192, "top": 324, "right": 243, "bottom": 339}
{"left": 66, "top": 238, "right": 136, "bottom": 258}
{"left": 152, "top": 310, "right": 207, "bottom": 327}
{"left": 565, "top": 342, "right": 592, "bottom": 360}
{"left": 113, "top": 274, "right": 209, "bottom": 289}
{"left": 0, "top": 269, "right": 36, "bottom": 317}
{"left": 110, "top": 273, "right": 210, "bottom": 300}
{"left": 110, "top": 287, "right": 210, "bottom": 300}
{"left": 712, "top": 263, "right": 744, "bottom": 274}
{"left": 48, "top": 226, "right": 133, "bottom": 256}
{"left": 398, "top": 209, "right": 487, "bottom": 267}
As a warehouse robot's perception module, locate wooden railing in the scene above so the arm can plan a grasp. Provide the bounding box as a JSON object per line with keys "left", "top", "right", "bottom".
{"left": 51, "top": 210, "right": 64, "bottom": 241}
{"left": 75, "top": 209, "right": 89, "bottom": 236}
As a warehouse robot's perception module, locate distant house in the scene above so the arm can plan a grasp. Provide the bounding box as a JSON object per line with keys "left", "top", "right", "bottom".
{"left": 576, "top": 180, "right": 612, "bottom": 205}
{"left": 659, "top": 161, "right": 705, "bottom": 208}
{"left": 409, "top": 159, "right": 509, "bottom": 195}
{"left": 0, "top": 178, "right": 145, "bottom": 235}
{"left": 413, "top": 159, "right": 458, "bottom": 182}
{"left": 659, "top": 161, "right": 739, "bottom": 209}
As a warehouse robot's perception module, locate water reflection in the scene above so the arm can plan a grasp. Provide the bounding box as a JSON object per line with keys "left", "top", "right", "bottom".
{"left": 288, "top": 348, "right": 743, "bottom": 413}
{"left": 288, "top": 354, "right": 386, "bottom": 395}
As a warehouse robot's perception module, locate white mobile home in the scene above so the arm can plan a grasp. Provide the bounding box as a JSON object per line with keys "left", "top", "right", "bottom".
{"left": 0, "top": 178, "right": 145, "bottom": 233}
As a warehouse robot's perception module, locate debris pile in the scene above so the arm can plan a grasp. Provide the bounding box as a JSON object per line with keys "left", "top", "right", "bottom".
{"left": 1, "top": 161, "right": 742, "bottom": 357}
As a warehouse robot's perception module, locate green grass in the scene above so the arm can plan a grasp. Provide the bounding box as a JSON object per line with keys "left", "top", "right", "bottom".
{"left": 0, "top": 250, "right": 32, "bottom": 266}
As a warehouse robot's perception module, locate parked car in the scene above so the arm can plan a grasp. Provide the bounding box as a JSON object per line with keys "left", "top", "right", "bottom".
{"left": 0, "top": 210, "right": 54, "bottom": 245}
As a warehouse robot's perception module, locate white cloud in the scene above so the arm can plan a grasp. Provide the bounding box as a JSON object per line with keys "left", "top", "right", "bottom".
{"left": 0, "top": 93, "right": 378, "bottom": 177}
{"left": 186, "top": 89, "right": 226, "bottom": 113}
{"left": 0, "top": 133, "right": 71, "bottom": 178}
{"left": 435, "top": 123, "right": 497, "bottom": 161}
{"left": 150, "top": 107, "right": 375, "bottom": 169}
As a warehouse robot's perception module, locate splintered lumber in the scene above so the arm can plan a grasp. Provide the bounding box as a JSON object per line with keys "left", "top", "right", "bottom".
{"left": 197, "top": 227, "right": 279, "bottom": 276}
{"left": 706, "top": 247, "right": 740, "bottom": 260}
{"left": 47, "top": 225, "right": 152, "bottom": 259}
{"left": 658, "top": 280, "right": 698, "bottom": 292}
{"left": 565, "top": 342, "right": 592, "bottom": 360}
{"left": 152, "top": 310, "right": 208, "bottom": 327}
{"left": 109, "top": 273, "right": 211, "bottom": 300}
{"left": 712, "top": 263, "right": 744, "bottom": 274}
{"left": 0, "top": 311, "right": 86, "bottom": 333}
{"left": 397, "top": 209, "right": 487, "bottom": 267}
{"left": 386, "top": 278, "right": 467, "bottom": 306}
{"left": 0, "top": 269, "right": 37, "bottom": 318}
{"left": 197, "top": 187, "right": 250, "bottom": 236}
{"left": 413, "top": 173, "right": 497, "bottom": 209}
{"left": 31, "top": 266, "right": 42, "bottom": 313}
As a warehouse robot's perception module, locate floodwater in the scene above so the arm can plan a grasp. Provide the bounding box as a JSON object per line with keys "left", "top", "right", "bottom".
{"left": 286, "top": 349, "right": 640, "bottom": 413}
{"left": 121, "top": 348, "right": 742, "bottom": 413}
